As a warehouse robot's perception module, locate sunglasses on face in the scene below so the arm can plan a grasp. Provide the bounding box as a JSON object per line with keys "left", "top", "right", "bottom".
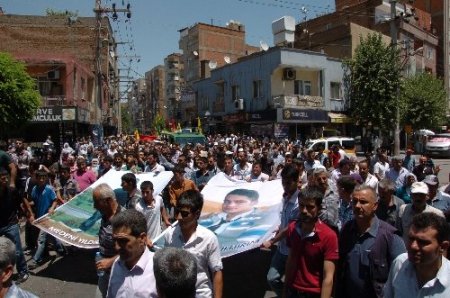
{"left": 174, "top": 208, "right": 192, "bottom": 218}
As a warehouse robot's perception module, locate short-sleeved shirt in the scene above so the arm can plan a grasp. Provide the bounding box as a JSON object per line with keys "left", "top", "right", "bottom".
{"left": 374, "top": 162, "right": 389, "bottom": 179}
{"left": 164, "top": 224, "right": 223, "bottom": 298}
{"left": 72, "top": 169, "right": 97, "bottom": 192}
{"left": 278, "top": 190, "right": 300, "bottom": 255}
{"left": 135, "top": 195, "right": 163, "bottom": 240}
{"left": 31, "top": 184, "right": 56, "bottom": 218}
{"left": 398, "top": 204, "right": 445, "bottom": 242}
{"left": 340, "top": 217, "right": 406, "bottom": 298}
{"left": 319, "top": 188, "right": 340, "bottom": 228}
{"left": 431, "top": 191, "right": 450, "bottom": 217}
{"left": 168, "top": 179, "right": 197, "bottom": 207}
{"left": 384, "top": 253, "right": 450, "bottom": 298}
{"left": 54, "top": 177, "right": 79, "bottom": 200}
{"left": 286, "top": 220, "right": 339, "bottom": 294}
{"left": 107, "top": 248, "right": 157, "bottom": 298}
{"left": 98, "top": 206, "right": 124, "bottom": 258}
{"left": 385, "top": 167, "right": 410, "bottom": 189}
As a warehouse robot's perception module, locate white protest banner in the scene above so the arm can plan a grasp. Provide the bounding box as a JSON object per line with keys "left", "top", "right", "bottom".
{"left": 153, "top": 173, "right": 284, "bottom": 258}
{"left": 33, "top": 170, "right": 173, "bottom": 248}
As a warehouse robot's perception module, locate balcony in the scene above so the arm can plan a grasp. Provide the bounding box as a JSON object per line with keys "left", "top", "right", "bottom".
{"left": 41, "top": 96, "right": 66, "bottom": 107}
{"left": 272, "top": 95, "right": 324, "bottom": 109}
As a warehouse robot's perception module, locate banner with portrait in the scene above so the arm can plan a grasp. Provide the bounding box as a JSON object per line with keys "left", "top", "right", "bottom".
{"left": 154, "top": 173, "right": 284, "bottom": 258}
{"left": 33, "top": 170, "right": 173, "bottom": 249}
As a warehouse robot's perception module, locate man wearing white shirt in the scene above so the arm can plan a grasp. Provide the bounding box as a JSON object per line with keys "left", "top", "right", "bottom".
{"left": 384, "top": 212, "right": 450, "bottom": 298}
{"left": 144, "top": 151, "right": 165, "bottom": 173}
{"left": 164, "top": 190, "right": 223, "bottom": 298}
{"left": 246, "top": 161, "right": 269, "bottom": 182}
{"left": 233, "top": 150, "right": 252, "bottom": 180}
{"left": 374, "top": 153, "right": 390, "bottom": 181}
{"left": 107, "top": 209, "right": 158, "bottom": 298}
{"left": 359, "top": 160, "right": 378, "bottom": 189}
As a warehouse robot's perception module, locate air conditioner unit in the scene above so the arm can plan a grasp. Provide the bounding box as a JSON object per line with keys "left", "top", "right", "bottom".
{"left": 283, "top": 68, "right": 296, "bottom": 80}
{"left": 47, "top": 70, "right": 60, "bottom": 80}
{"left": 234, "top": 98, "right": 244, "bottom": 110}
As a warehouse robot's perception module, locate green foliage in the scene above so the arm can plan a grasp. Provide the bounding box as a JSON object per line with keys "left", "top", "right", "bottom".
{"left": 401, "top": 72, "right": 447, "bottom": 129}
{"left": 121, "top": 105, "right": 132, "bottom": 134}
{"left": 0, "top": 52, "right": 41, "bottom": 133}
{"left": 343, "top": 34, "right": 402, "bottom": 133}
{"left": 152, "top": 114, "right": 166, "bottom": 134}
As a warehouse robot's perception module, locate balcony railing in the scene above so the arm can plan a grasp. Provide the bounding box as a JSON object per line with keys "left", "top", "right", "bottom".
{"left": 272, "top": 95, "right": 324, "bottom": 108}
{"left": 41, "top": 96, "right": 66, "bottom": 107}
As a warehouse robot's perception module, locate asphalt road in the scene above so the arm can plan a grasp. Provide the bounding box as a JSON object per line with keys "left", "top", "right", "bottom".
{"left": 17, "top": 156, "right": 450, "bottom": 298}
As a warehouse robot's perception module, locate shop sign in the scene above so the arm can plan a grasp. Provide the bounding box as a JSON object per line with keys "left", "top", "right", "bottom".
{"left": 32, "top": 107, "right": 77, "bottom": 123}
{"left": 280, "top": 108, "right": 328, "bottom": 123}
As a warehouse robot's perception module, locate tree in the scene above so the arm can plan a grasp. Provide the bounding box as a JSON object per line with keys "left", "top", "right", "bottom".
{"left": 343, "top": 33, "right": 402, "bottom": 135}
{"left": 152, "top": 114, "right": 166, "bottom": 135}
{"left": 401, "top": 72, "right": 447, "bottom": 129}
{"left": 0, "top": 52, "right": 41, "bottom": 136}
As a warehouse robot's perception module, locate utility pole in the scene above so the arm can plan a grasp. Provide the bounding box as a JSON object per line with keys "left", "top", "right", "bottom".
{"left": 93, "top": 0, "right": 131, "bottom": 135}
{"left": 390, "top": 0, "right": 401, "bottom": 156}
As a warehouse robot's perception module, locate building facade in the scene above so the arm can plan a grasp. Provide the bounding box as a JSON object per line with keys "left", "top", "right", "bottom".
{"left": 0, "top": 14, "right": 119, "bottom": 145}
{"left": 164, "top": 53, "right": 185, "bottom": 123}
{"left": 193, "top": 47, "right": 348, "bottom": 139}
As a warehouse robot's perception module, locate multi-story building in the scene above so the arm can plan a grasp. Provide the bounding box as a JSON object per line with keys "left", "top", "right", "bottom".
{"left": 128, "top": 78, "right": 147, "bottom": 133}
{"left": 164, "top": 53, "right": 184, "bottom": 123}
{"left": 413, "top": 0, "right": 450, "bottom": 104}
{"left": 193, "top": 47, "right": 347, "bottom": 139}
{"left": 0, "top": 14, "right": 119, "bottom": 145}
{"left": 145, "top": 66, "right": 166, "bottom": 130}
{"left": 294, "top": 0, "right": 438, "bottom": 76}
{"left": 178, "top": 21, "right": 259, "bottom": 124}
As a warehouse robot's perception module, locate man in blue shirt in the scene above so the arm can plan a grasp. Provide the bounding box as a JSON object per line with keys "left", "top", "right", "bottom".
{"left": 262, "top": 164, "right": 300, "bottom": 297}
{"left": 23, "top": 170, "right": 65, "bottom": 269}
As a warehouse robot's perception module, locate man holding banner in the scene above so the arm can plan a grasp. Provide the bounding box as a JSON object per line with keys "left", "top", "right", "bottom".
{"left": 164, "top": 190, "right": 223, "bottom": 298}
{"left": 263, "top": 164, "right": 300, "bottom": 297}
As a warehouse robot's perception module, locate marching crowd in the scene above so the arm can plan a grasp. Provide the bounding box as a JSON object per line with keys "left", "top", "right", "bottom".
{"left": 0, "top": 133, "right": 450, "bottom": 298}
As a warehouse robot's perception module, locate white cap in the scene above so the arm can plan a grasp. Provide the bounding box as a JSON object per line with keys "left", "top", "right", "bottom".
{"left": 410, "top": 182, "right": 429, "bottom": 194}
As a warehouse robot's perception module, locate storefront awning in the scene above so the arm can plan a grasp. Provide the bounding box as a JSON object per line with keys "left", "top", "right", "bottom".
{"left": 328, "top": 112, "right": 353, "bottom": 124}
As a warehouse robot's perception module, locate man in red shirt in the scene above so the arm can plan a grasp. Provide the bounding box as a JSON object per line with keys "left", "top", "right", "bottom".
{"left": 284, "top": 187, "right": 338, "bottom": 298}
{"left": 72, "top": 156, "right": 97, "bottom": 192}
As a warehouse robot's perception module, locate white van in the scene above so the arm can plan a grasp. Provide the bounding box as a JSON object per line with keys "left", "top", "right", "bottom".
{"left": 425, "top": 133, "right": 450, "bottom": 158}
{"left": 305, "top": 137, "right": 356, "bottom": 156}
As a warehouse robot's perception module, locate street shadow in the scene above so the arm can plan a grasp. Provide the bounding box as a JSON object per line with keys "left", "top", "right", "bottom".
{"left": 32, "top": 248, "right": 98, "bottom": 284}
{"left": 222, "top": 247, "right": 273, "bottom": 298}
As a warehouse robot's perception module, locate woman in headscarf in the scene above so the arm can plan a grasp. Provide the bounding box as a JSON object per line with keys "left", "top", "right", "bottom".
{"left": 395, "top": 172, "right": 416, "bottom": 203}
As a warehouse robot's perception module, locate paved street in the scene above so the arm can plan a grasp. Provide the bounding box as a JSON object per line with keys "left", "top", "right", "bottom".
{"left": 16, "top": 157, "right": 450, "bottom": 298}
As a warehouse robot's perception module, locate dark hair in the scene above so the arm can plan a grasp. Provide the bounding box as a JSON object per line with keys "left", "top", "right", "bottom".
{"left": 280, "top": 164, "right": 300, "bottom": 182}
{"left": 412, "top": 212, "right": 450, "bottom": 244}
{"left": 148, "top": 150, "right": 159, "bottom": 160}
{"left": 178, "top": 190, "right": 203, "bottom": 213}
{"left": 140, "top": 180, "right": 153, "bottom": 190}
{"left": 252, "top": 161, "right": 262, "bottom": 168}
{"left": 337, "top": 175, "right": 357, "bottom": 193}
{"left": 121, "top": 173, "right": 137, "bottom": 188}
{"left": 35, "top": 170, "right": 48, "bottom": 177}
{"left": 225, "top": 188, "right": 259, "bottom": 202}
{"left": 154, "top": 247, "right": 197, "bottom": 298}
{"left": 60, "top": 165, "right": 70, "bottom": 173}
{"left": 103, "top": 155, "right": 114, "bottom": 163}
{"left": 298, "top": 187, "right": 323, "bottom": 209}
{"left": 111, "top": 209, "right": 147, "bottom": 237}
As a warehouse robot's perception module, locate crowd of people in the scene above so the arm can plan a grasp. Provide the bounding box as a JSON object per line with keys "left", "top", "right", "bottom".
{"left": 0, "top": 133, "right": 450, "bottom": 297}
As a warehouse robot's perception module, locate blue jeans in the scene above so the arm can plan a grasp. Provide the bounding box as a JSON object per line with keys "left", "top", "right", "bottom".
{"left": 33, "top": 230, "right": 64, "bottom": 262}
{"left": 267, "top": 249, "right": 288, "bottom": 297}
{"left": 0, "top": 224, "right": 28, "bottom": 275}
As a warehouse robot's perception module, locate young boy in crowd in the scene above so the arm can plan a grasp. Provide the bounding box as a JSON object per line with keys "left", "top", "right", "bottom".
{"left": 135, "top": 181, "right": 171, "bottom": 247}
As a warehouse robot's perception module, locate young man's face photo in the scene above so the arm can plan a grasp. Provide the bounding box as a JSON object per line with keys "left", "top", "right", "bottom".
{"left": 222, "top": 194, "right": 256, "bottom": 218}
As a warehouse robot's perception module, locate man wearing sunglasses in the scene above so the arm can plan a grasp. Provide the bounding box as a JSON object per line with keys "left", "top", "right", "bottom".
{"left": 164, "top": 189, "right": 223, "bottom": 298}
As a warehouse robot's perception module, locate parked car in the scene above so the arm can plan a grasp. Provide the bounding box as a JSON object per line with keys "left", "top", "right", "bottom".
{"left": 305, "top": 137, "right": 356, "bottom": 156}
{"left": 425, "top": 133, "right": 450, "bottom": 158}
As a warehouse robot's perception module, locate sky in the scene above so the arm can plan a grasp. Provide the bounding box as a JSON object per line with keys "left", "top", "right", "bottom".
{"left": 2, "top": 0, "right": 335, "bottom": 79}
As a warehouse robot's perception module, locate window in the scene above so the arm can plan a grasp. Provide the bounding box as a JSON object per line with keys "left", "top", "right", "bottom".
{"left": 294, "top": 80, "right": 311, "bottom": 95}
{"left": 330, "top": 82, "right": 341, "bottom": 99}
{"left": 253, "top": 80, "right": 262, "bottom": 98}
{"left": 232, "top": 85, "right": 240, "bottom": 101}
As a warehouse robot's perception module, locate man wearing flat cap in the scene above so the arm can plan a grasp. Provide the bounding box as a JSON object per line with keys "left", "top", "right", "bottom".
{"left": 397, "top": 181, "right": 445, "bottom": 243}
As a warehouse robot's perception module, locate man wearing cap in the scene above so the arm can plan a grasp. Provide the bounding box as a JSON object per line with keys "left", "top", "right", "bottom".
{"left": 423, "top": 175, "right": 450, "bottom": 222}
{"left": 385, "top": 156, "right": 410, "bottom": 189}
{"left": 397, "top": 181, "right": 445, "bottom": 243}
{"left": 402, "top": 149, "right": 415, "bottom": 172}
